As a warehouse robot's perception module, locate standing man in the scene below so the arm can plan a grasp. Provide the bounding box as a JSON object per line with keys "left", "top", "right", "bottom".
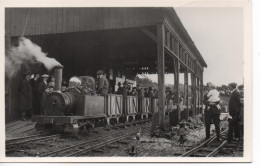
{"left": 204, "top": 82, "right": 221, "bottom": 141}
{"left": 19, "top": 72, "right": 33, "bottom": 121}
{"left": 116, "top": 82, "right": 123, "bottom": 95}
{"left": 227, "top": 82, "right": 242, "bottom": 142}
{"left": 96, "top": 70, "right": 109, "bottom": 96}
{"left": 238, "top": 85, "right": 244, "bottom": 138}
{"left": 38, "top": 74, "right": 49, "bottom": 114}
{"left": 30, "top": 73, "right": 40, "bottom": 115}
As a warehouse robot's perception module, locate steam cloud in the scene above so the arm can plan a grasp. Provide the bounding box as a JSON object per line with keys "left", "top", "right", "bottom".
{"left": 5, "top": 37, "right": 62, "bottom": 78}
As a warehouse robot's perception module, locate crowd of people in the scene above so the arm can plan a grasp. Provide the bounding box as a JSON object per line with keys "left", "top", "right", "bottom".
{"left": 203, "top": 82, "right": 244, "bottom": 143}
{"left": 19, "top": 72, "right": 68, "bottom": 121}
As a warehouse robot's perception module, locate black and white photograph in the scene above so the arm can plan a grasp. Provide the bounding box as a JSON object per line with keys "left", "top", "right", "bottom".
{"left": 1, "top": 0, "right": 252, "bottom": 163}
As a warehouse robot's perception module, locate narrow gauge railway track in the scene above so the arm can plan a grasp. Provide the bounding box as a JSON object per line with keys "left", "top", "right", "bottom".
{"left": 6, "top": 133, "right": 61, "bottom": 148}
{"left": 180, "top": 118, "right": 230, "bottom": 157}
{"left": 6, "top": 132, "right": 48, "bottom": 143}
{"left": 180, "top": 129, "right": 228, "bottom": 157}
{"left": 39, "top": 123, "right": 151, "bottom": 157}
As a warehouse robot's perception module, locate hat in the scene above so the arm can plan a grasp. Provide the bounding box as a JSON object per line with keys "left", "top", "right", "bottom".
{"left": 206, "top": 82, "right": 216, "bottom": 89}
{"left": 238, "top": 85, "right": 244, "bottom": 90}
{"left": 123, "top": 81, "right": 128, "bottom": 85}
{"left": 24, "top": 72, "right": 31, "bottom": 76}
{"left": 166, "top": 87, "right": 171, "bottom": 90}
{"left": 96, "top": 70, "right": 103, "bottom": 75}
{"left": 117, "top": 82, "right": 121, "bottom": 86}
{"left": 41, "top": 74, "right": 49, "bottom": 78}
{"left": 228, "top": 82, "right": 237, "bottom": 89}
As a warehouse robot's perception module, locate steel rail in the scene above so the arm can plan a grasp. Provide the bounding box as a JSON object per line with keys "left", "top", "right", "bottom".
{"left": 180, "top": 117, "right": 229, "bottom": 157}
{"left": 39, "top": 132, "right": 126, "bottom": 157}
{"left": 66, "top": 129, "right": 142, "bottom": 157}
{"left": 40, "top": 123, "right": 150, "bottom": 157}
{"left": 6, "top": 133, "right": 48, "bottom": 143}
{"left": 6, "top": 134, "right": 61, "bottom": 147}
{"left": 206, "top": 140, "right": 228, "bottom": 157}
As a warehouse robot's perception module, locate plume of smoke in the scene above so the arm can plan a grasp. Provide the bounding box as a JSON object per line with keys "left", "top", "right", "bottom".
{"left": 5, "top": 37, "right": 62, "bottom": 78}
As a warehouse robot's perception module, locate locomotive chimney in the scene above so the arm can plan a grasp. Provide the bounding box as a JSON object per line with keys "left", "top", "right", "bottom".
{"left": 54, "top": 66, "right": 63, "bottom": 92}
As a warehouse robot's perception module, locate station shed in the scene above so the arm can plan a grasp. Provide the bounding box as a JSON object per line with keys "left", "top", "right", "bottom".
{"left": 5, "top": 8, "right": 207, "bottom": 129}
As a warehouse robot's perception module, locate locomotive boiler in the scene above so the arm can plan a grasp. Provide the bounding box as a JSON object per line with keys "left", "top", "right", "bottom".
{"left": 32, "top": 67, "right": 106, "bottom": 132}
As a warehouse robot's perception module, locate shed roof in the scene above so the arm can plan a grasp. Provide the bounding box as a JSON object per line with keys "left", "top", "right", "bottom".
{"left": 5, "top": 7, "right": 207, "bottom": 67}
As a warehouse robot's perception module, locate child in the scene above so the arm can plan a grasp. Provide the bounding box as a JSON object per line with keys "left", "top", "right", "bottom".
{"left": 207, "top": 83, "right": 221, "bottom": 110}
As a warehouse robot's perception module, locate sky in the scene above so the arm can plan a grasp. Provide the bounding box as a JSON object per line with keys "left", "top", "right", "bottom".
{"left": 144, "top": 7, "right": 244, "bottom": 86}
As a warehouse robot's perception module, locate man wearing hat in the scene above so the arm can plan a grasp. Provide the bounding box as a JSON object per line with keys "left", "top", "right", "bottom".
{"left": 96, "top": 70, "right": 109, "bottom": 96}
{"left": 19, "top": 72, "right": 33, "bottom": 120}
{"left": 227, "top": 82, "right": 242, "bottom": 142}
{"left": 116, "top": 82, "right": 123, "bottom": 95}
{"left": 37, "top": 74, "right": 49, "bottom": 114}
{"left": 30, "top": 73, "right": 40, "bottom": 115}
{"left": 204, "top": 82, "right": 221, "bottom": 141}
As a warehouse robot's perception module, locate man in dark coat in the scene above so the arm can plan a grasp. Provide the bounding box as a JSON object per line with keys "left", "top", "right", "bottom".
{"left": 238, "top": 85, "right": 244, "bottom": 138}
{"left": 96, "top": 70, "right": 109, "bottom": 96}
{"left": 30, "top": 73, "right": 40, "bottom": 115}
{"left": 19, "top": 73, "right": 33, "bottom": 120}
{"left": 116, "top": 82, "right": 123, "bottom": 95}
{"left": 227, "top": 82, "right": 242, "bottom": 142}
{"left": 37, "top": 74, "right": 49, "bottom": 114}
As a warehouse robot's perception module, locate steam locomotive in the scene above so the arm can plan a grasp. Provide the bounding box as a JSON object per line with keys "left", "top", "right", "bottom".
{"left": 32, "top": 67, "right": 159, "bottom": 132}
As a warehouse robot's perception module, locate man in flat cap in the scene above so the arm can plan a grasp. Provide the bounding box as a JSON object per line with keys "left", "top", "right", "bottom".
{"left": 19, "top": 72, "right": 33, "bottom": 120}
{"left": 37, "top": 74, "right": 49, "bottom": 114}
{"left": 227, "top": 82, "right": 242, "bottom": 142}
{"left": 96, "top": 70, "right": 109, "bottom": 96}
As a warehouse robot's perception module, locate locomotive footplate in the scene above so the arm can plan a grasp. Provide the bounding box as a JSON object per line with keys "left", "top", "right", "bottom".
{"left": 32, "top": 115, "right": 107, "bottom": 126}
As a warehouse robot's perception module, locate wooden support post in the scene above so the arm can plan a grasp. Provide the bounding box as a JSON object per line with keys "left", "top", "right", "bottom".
{"left": 197, "top": 77, "right": 201, "bottom": 114}
{"left": 5, "top": 36, "right": 11, "bottom": 122}
{"left": 157, "top": 23, "right": 165, "bottom": 130}
{"left": 184, "top": 68, "right": 189, "bottom": 119}
{"left": 190, "top": 73, "right": 196, "bottom": 117}
{"left": 173, "top": 59, "right": 180, "bottom": 104}
{"left": 172, "top": 58, "right": 180, "bottom": 123}
{"left": 201, "top": 74, "right": 204, "bottom": 114}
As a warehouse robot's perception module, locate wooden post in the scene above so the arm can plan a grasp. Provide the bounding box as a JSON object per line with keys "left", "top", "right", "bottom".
{"left": 184, "top": 68, "right": 189, "bottom": 118}
{"left": 190, "top": 73, "right": 196, "bottom": 117}
{"left": 173, "top": 59, "right": 180, "bottom": 104}
{"left": 201, "top": 74, "right": 204, "bottom": 114}
{"left": 5, "top": 36, "right": 11, "bottom": 122}
{"left": 157, "top": 23, "right": 165, "bottom": 130}
{"left": 197, "top": 77, "right": 200, "bottom": 114}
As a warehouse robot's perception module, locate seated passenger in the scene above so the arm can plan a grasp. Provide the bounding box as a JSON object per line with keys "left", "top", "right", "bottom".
{"left": 153, "top": 89, "right": 158, "bottom": 98}
{"left": 138, "top": 88, "right": 145, "bottom": 99}
{"left": 131, "top": 87, "right": 138, "bottom": 96}
{"left": 116, "top": 82, "right": 123, "bottom": 94}
{"left": 61, "top": 85, "right": 67, "bottom": 92}
{"left": 127, "top": 85, "right": 132, "bottom": 95}
{"left": 148, "top": 87, "right": 154, "bottom": 98}
{"left": 122, "top": 81, "right": 129, "bottom": 97}
{"left": 144, "top": 88, "right": 149, "bottom": 97}
{"left": 49, "top": 86, "right": 54, "bottom": 93}
{"left": 96, "top": 70, "right": 109, "bottom": 96}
